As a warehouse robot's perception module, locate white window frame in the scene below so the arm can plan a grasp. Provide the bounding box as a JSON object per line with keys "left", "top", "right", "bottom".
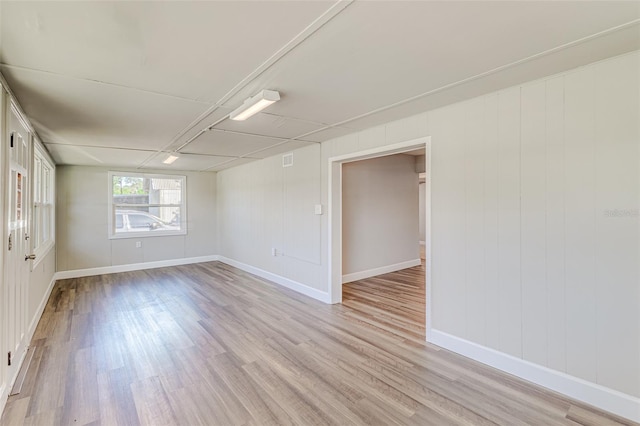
{"left": 108, "top": 171, "right": 187, "bottom": 239}
{"left": 32, "top": 143, "right": 55, "bottom": 267}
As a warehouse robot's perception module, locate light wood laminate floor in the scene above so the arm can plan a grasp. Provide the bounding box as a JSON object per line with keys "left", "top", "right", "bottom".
{"left": 1, "top": 261, "right": 636, "bottom": 425}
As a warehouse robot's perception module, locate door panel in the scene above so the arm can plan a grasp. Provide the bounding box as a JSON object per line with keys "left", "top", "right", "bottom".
{"left": 4, "top": 107, "right": 31, "bottom": 386}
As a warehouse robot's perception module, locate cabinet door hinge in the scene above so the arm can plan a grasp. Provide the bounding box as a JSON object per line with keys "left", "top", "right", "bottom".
{"left": 8, "top": 351, "right": 11, "bottom": 366}
{"left": 8, "top": 233, "right": 12, "bottom": 251}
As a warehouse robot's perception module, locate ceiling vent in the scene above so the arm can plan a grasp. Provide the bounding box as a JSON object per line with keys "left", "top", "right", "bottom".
{"left": 282, "top": 153, "right": 293, "bottom": 168}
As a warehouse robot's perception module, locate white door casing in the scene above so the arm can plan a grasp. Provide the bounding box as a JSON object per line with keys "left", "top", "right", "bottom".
{"left": 327, "top": 135, "right": 432, "bottom": 344}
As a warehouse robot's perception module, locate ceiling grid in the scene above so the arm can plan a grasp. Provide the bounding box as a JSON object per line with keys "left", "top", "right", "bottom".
{"left": 0, "top": 1, "right": 638, "bottom": 171}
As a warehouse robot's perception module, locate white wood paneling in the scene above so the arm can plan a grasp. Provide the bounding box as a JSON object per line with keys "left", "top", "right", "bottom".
{"left": 357, "top": 125, "right": 386, "bottom": 152}
{"left": 464, "top": 98, "right": 487, "bottom": 345}
{"left": 482, "top": 94, "right": 501, "bottom": 352}
{"left": 330, "top": 134, "right": 359, "bottom": 157}
{"left": 431, "top": 104, "right": 467, "bottom": 337}
{"left": 218, "top": 145, "right": 326, "bottom": 291}
{"left": 385, "top": 113, "right": 428, "bottom": 145}
{"left": 564, "top": 66, "right": 598, "bottom": 384}
{"left": 185, "top": 172, "right": 217, "bottom": 257}
{"left": 111, "top": 239, "right": 144, "bottom": 266}
{"left": 284, "top": 144, "right": 322, "bottom": 266}
{"left": 496, "top": 87, "right": 522, "bottom": 358}
{"left": 426, "top": 52, "right": 639, "bottom": 405}
{"left": 143, "top": 235, "right": 186, "bottom": 263}
{"left": 216, "top": 51, "right": 640, "bottom": 411}
{"left": 593, "top": 53, "right": 640, "bottom": 397}
{"left": 56, "top": 167, "right": 217, "bottom": 272}
{"left": 544, "top": 76, "right": 567, "bottom": 373}
{"left": 520, "top": 81, "right": 548, "bottom": 367}
{"left": 250, "top": 156, "right": 284, "bottom": 274}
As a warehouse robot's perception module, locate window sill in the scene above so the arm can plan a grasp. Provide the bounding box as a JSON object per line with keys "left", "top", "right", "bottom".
{"left": 108, "top": 230, "right": 187, "bottom": 240}
{"left": 32, "top": 240, "right": 55, "bottom": 269}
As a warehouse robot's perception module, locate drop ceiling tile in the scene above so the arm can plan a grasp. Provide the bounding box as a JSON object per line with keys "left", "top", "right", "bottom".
{"left": 142, "top": 152, "right": 237, "bottom": 171}
{"left": 4, "top": 1, "right": 640, "bottom": 174}
{"left": 3, "top": 66, "right": 210, "bottom": 151}
{"left": 247, "top": 140, "right": 317, "bottom": 160}
{"left": 166, "top": 107, "right": 233, "bottom": 152}
{"left": 345, "top": 22, "right": 640, "bottom": 132}
{"left": 207, "top": 158, "right": 257, "bottom": 172}
{"left": 214, "top": 112, "right": 325, "bottom": 140}
{"left": 301, "top": 126, "right": 357, "bottom": 143}
{"left": 182, "top": 129, "right": 285, "bottom": 158}
{"left": 45, "top": 144, "right": 152, "bottom": 167}
{"left": 224, "top": 1, "right": 640, "bottom": 126}
{"left": 0, "top": 1, "right": 335, "bottom": 101}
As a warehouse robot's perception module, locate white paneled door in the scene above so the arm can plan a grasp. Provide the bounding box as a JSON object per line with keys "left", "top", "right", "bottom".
{"left": 4, "top": 106, "right": 31, "bottom": 387}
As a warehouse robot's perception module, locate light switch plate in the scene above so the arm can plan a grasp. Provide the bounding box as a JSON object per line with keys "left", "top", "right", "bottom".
{"left": 314, "top": 204, "right": 323, "bottom": 215}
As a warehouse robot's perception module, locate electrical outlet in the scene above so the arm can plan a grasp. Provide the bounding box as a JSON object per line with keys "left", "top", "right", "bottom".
{"left": 271, "top": 248, "right": 277, "bottom": 256}
{"left": 136, "top": 241, "right": 142, "bottom": 248}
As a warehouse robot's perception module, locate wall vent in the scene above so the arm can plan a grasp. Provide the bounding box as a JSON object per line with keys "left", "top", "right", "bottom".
{"left": 282, "top": 153, "right": 293, "bottom": 168}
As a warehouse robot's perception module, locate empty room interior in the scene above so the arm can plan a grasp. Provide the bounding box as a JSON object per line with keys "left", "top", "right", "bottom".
{"left": 0, "top": 1, "right": 639, "bottom": 425}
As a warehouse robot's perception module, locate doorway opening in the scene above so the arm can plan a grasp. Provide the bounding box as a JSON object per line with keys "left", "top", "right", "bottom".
{"left": 328, "top": 137, "right": 432, "bottom": 342}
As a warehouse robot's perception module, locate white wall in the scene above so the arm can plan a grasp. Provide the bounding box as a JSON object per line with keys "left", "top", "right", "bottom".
{"left": 216, "top": 51, "right": 640, "bottom": 417}
{"left": 56, "top": 166, "right": 217, "bottom": 272}
{"left": 418, "top": 182, "right": 426, "bottom": 243}
{"left": 217, "top": 144, "right": 325, "bottom": 292}
{"left": 429, "top": 51, "right": 639, "bottom": 399}
{"left": 342, "top": 154, "right": 419, "bottom": 280}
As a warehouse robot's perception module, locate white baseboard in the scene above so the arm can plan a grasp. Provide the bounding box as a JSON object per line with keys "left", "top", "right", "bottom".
{"left": 217, "top": 256, "right": 331, "bottom": 304}
{"left": 54, "top": 255, "right": 220, "bottom": 280}
{"left": 430, "top": 329, "right": 640, "bottom": 423}
{"left": 342, "top": 258, "right": 421, "bottom": 284}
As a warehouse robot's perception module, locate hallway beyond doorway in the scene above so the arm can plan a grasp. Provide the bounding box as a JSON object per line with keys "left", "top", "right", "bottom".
{"left": 342, "top": 262, "right": 425, "bottom": 344}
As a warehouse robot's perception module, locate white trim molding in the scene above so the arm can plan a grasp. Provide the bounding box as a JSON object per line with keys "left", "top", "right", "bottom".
{"left": 54, "top": 255, "right": 219, "bottom": 280}
{"left": 342, "top": 258, "right": 421, "bottom": 284}
{"left": 430, "top": 329, "right": 640, "bottom": 423}
{"left": 218, "top": 256, "right": 331, "bottom": 304}
{"left": 328, "top": 136, "right": 432, "bottom": 304}
{"left": 55, "top": 254, "right": 332, "bottom": 303}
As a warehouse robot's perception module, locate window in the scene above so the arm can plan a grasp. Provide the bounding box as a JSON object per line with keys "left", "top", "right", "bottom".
{"left": 108, "top": 172, "right": 186, "bottom": 238}
{"left": 32, "top": 145, "right": 55, "bottom": 263}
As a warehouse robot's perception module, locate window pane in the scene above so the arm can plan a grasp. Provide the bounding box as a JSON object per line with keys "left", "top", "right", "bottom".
{"left": 43, "top": 167, "right": 50, "bottom": 203}
{"left": 129, "top": 213, "right": 155, "bottom": 228}
{"left": 110, "top": 173, "right": 184, "bottom": 236}
{"left": 34, "top": 158, "right": 42, "bottom": 203}
{"left": 33, "top": 204, "right": 40, "bottom": 249}
{"left": 150, "top": 206, "right": 181, "bottom": 227}
{"left": 32, "top": 149, "right": 55, "bottom": 257}
{"left": 112, "top": 176, "right": 148, "bottom": 201}
{"left": 150, "top": 178, "right": 182, "bottom": 205}
{"left": 43, "top": 205, "right": 50, "bottom": 243}
{"left": 115, "top": 212, "right": 124, "bottom": 229}
{"left": 114, "top": 208, "right": 181, "bottom": 233}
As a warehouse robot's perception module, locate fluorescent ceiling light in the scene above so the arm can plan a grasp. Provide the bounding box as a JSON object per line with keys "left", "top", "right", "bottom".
{"left": 163, "top": 154, "right": 179, "bottom": 164}
{"left": 230, "top": 90, "right": 280, "bottom": 121}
